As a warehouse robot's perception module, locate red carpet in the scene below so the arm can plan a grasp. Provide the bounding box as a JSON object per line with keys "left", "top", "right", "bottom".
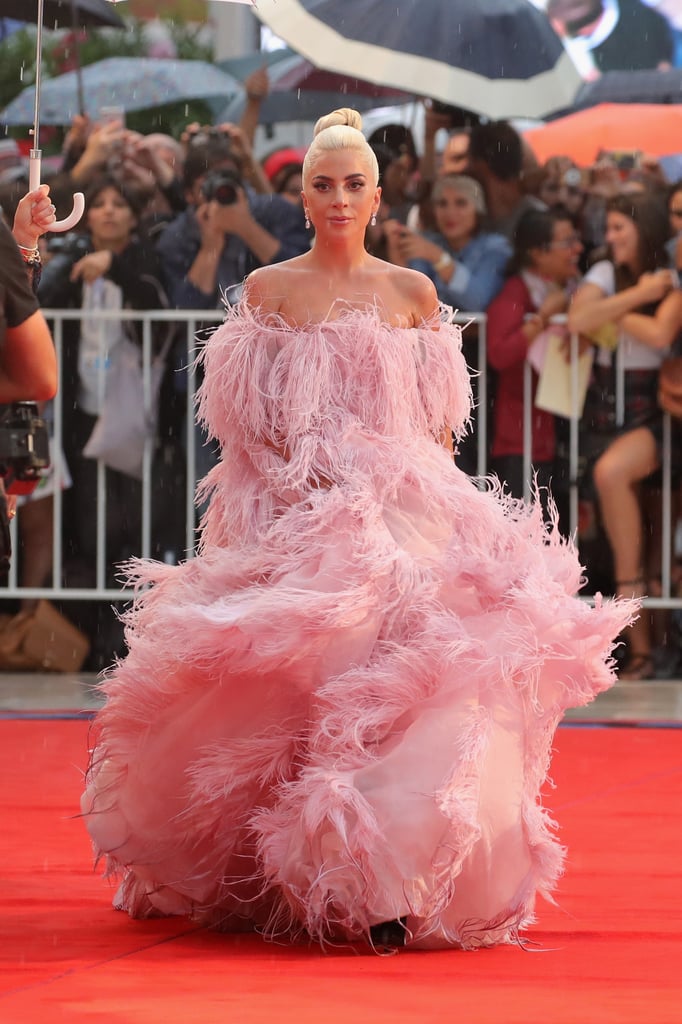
{"left": 0, "top": 720, "right": 680, "bottom": 1024}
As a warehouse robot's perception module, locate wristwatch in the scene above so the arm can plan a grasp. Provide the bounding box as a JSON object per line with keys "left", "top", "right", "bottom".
{"left": 433, "top": 250, "right": 454, "bottom": 274}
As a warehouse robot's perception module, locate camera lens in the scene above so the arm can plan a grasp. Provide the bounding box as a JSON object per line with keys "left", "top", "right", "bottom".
{"left": 201, "top": 171, "right": 240, "bottom": 206}
{"left": 213, "top": 182, "right": 238, "bottom": 205}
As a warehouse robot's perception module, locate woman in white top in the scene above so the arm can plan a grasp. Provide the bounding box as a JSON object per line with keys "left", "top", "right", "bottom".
{"left": 569, "top": 192, "right": 682, "bottom": 679}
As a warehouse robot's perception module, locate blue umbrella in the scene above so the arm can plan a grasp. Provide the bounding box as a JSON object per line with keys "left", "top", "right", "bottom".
{"left": 251, "top": 0, "right": 582, "bottom": 121}
{"left": 0, "top": 56, "right": 241, "bottom": 125}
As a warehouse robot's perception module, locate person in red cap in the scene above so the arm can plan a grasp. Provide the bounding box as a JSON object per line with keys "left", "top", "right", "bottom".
{"left": 262, "top": 146, "right": 308, "bottom": 211}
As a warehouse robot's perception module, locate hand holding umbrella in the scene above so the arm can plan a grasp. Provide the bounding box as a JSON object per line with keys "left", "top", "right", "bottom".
{"left": 12, "top": 184, "right": 58, "bottom": 249}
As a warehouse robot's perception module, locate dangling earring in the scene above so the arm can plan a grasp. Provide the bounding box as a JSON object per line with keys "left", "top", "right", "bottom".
{"left": 305, "top": 213, "right": 311, "bottom": 230}
{"left": 370, "top": 213, "right": 377, "bottom": 227}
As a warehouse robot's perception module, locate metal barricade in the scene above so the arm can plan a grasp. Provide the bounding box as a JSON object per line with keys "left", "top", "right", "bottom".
{"left": 3, "top": 307, "right": 680, "bottom": 613}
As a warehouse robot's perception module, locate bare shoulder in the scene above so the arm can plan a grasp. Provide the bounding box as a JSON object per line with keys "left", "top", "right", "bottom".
{"left": 386, "top": 262, "right": 439, "bottom": 325}
{"left": 242, "top": 256, "right": 309, "bottom": 314}
{"left": 242, "top": 264, "right": 287, "bottom": 314}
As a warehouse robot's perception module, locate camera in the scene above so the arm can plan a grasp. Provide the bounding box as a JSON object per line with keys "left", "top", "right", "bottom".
{"left": 46, "top": 232, "right": 90, "bottom": 259}
{"left": 201, "top": 170, "right": 241, "bottom": 206}
{"left": 0, "top": 402, "right": 50, "bottom": 496}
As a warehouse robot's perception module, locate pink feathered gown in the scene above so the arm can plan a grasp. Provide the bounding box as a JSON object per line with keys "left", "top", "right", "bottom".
{"left": 81, "top": 306, "right": 635, "bottom": 949}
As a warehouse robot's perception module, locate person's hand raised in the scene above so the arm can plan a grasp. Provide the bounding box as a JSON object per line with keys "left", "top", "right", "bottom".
{"left": 62, "top": 114, "right": 91, "bottom": 162}
{"left": 13, "top": 185, "right": 56, "bottom": 249}
{"left": 538, "top": 286, "right": 570, "bottom": 323}
{"left": 423, "top": 102, "right": 453, "bottom": 139}
{"left": 70, "top": 250, "right": 113, "bottom": 284}
{"left": 197, "top": 188, "right": 252, "bottom": 247}
{"left": 125, "top": 135, "right": 175, "bottom": 189}
{"left": 243, "top": 66, "right": 269, "bottom": 103}
{"left": 395, "top": 228, "right": 443, "bottom": 265}
{"left": 214, "top": 123, "right": 252, "bottom": 163}
{"left": 82, "top": 119, "right": 127, "bottom": 170}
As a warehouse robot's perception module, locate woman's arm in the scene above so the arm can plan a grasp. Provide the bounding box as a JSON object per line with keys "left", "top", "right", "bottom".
{"left": 407, "top": 270, "right": 454, "bottom": 451}
{"left": 435, "top": 235, "right": 510, "bottom": 313}
{"left": 568, "top": 272, "right": 674, "bottom": 334}
{"left": 12, "top": 185, "right": 55, "bottom": 251}
{"left": 1, "top": 310, "right": 58, "bottom": 401}
{"left": 1, "top": 219, "right": 58, "bottom": 400}
{"left": 619, "top": 289, "right": 682, "bottom": 350}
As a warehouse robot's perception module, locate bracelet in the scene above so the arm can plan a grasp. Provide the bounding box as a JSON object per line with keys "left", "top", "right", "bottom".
{"left": 20, "top": 250, "right": 42, "bottom": 267}
{"left": 433, "top": 250, "right": 454, "bottom": 274}
{"left": 17, "top": 243, "right": 40, "bottom": 259}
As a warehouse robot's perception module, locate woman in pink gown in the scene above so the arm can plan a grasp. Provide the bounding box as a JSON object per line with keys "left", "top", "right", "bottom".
{"left": 81, "top": 109, "right": 635, "bottom": 951}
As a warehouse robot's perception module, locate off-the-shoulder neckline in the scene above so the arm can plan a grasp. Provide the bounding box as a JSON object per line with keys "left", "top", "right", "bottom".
{"left": 228, "top": 301, "right": 453, "bottom": 333}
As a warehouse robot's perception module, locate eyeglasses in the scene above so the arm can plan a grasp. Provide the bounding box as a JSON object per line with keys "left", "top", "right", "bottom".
{"left": 549, "top": 234, "right": 582, "bottom": 249}
{"left": 544, "top": 183, "right": 582, "bottom": 197}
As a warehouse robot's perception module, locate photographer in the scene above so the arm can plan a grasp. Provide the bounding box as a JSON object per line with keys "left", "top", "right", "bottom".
{"left": 0, "top": 185, "right": 58, "bottom": 573}
{"left": 156, "top": 131, "right": 310, "bottom": 311}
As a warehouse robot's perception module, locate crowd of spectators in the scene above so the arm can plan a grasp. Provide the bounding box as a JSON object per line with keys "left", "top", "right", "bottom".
{"left": 1, "top": 74, "right": 681, "bottom": 679}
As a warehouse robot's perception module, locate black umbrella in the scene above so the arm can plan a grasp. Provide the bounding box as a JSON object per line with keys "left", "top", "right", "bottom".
{"left": 251, "top": 0, "right": 582, "bottom": 121}
{"left": 575, "top": 68, "right": 682, "bottom": 110}
{"left": 0, "top": 0, "right": 125, "bottom": 29}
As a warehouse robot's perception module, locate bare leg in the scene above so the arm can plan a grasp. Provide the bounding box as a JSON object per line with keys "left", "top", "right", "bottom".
{"left": 17, "top": 496, "right": 54, "bottom": 613}
{"left": 592, "top": 428, "right": 658, "bottom": 678}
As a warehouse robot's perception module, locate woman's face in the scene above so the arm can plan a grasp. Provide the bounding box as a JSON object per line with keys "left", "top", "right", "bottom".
{"left": 605, "top": 210, "right": 639, "bottom": 269}
{"left": 87, "top": 186, "right": 136, "bottom": 250}
{"left": 531, "top": 218, "right": 582, "bottom": 284}
{"left": 279, "top": 170, "right": 303, "bottom": 208}
{"left": 380, "top": 154, "right": 412, "bottom": 205}
{"left": 433, "top": 185, "right": 477, "bottom": 248}
{"left": 538, "top": 171, "right": 584, "bottom": 217}
{"left": 669, "top": 189, "right": 682, "bottom": 236}
{"left": 303, "top": 148, "right": 380, "bottom": 239}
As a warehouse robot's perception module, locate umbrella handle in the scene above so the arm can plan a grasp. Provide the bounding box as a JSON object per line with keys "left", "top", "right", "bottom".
{"left": 29, "top": 150, "right": 85, "bottom": 233}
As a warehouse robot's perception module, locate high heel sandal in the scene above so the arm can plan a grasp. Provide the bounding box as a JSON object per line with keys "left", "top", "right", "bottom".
{"left": 615, "top": 578, "right": 654, "bottom": 680}
{"left": 369, "top": 917, "right": 408, "bottom": 950}
{"left": 619, "top": 652, "right": 655, "bottom": 681}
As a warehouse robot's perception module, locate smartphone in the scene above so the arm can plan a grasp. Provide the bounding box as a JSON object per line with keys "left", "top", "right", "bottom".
{"left": 611, "top": 149, "right": 641, "bottom": 173}
{"left": 99, "top": 105, "right": 126, "bottom": 128}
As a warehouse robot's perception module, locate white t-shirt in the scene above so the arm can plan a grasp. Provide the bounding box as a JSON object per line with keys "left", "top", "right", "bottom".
{"left": 584, "top": 260, "right": 669, "bottom": 371}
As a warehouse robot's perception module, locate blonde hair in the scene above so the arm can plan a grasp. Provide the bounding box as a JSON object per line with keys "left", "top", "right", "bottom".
{"left": 432, "top": 174, "right": 487, "bottom": 215}
{"left": 303, "top": 107, "right": 379, "bottom": 186}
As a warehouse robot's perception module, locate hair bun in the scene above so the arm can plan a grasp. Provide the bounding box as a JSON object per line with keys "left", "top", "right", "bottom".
{"left": 313, "top": 108, "right": 363, "bottom": 137}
